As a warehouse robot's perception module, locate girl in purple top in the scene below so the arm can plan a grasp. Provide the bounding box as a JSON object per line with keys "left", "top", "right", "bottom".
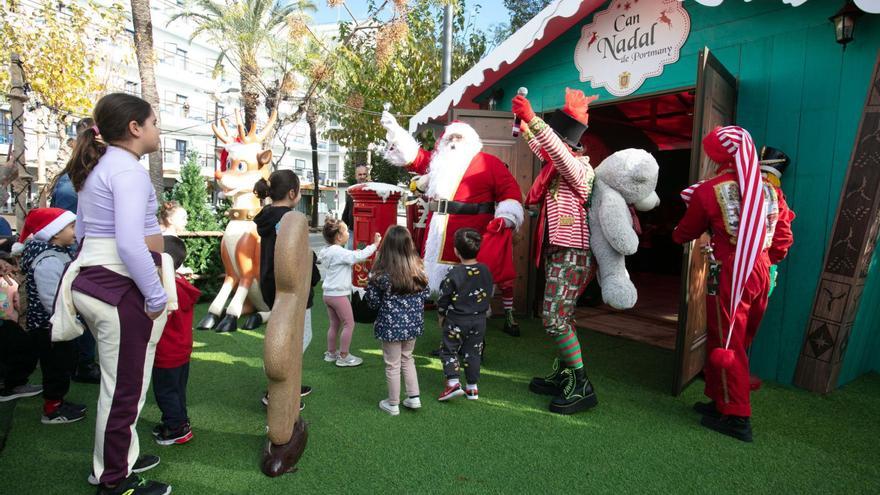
{"left": 63, "top": 93, "right": 172, "bottom": 495}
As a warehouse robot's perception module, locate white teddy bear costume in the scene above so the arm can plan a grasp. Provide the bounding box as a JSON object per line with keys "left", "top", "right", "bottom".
{"left": 589, "top": 148, "right": 660, "bottom": 309}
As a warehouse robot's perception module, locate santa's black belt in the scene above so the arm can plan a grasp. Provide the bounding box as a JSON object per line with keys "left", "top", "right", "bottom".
{"left": 427, "top": 199, "right": 495, "bottom": 215}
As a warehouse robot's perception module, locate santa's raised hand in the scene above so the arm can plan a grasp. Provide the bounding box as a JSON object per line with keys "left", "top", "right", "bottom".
{"left": 380, "top": 110, "right": 419, "bottom": 167}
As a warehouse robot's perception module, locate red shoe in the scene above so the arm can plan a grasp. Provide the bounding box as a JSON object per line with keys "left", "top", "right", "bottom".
{"left": 749, "top": 375, "right": 762, "bottom": 391}
{"left": 465, "top": 387, "right": 479, "bottom": 400}
{"left": 438, "top": 383, "right": 464, "bottom": 401}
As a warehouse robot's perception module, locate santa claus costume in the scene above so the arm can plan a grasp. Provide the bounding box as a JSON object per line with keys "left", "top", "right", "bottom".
{"left": 514, "top": 89, "right": 599, "bottom": 415}
{"left": 380, "top": 113, "right": 524, "bottom": 335}
{"left": 673, "top": 126, "right": 794, "bottom": 442}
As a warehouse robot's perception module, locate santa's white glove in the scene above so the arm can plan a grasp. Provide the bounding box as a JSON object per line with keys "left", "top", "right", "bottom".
{"left": 380, "top": 111, "right": 419, "bottom": 167}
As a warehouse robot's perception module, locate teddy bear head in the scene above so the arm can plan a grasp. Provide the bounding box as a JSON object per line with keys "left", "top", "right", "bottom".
{"left": 595, "top": 148, "right": 660, "bottom": 211}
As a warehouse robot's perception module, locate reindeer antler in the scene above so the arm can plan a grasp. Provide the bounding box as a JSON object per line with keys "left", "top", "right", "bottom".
{"left": 234, "top": 111, "right": 247, "bottom": 140}
{"left": 211, "top": 118, "right": 234, "bottom": 144}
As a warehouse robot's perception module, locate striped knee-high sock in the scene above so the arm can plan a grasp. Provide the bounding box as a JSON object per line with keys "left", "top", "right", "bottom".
{"left": 554, "top": 329, "right": 584, "bottom": 369}
{"left": 502, "top": 296, "right": 514, "bottom": 312}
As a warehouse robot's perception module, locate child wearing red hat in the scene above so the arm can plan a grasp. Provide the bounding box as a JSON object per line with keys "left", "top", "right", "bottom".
{"left": 0, "top": 207, "right": 86, "bottom": 423}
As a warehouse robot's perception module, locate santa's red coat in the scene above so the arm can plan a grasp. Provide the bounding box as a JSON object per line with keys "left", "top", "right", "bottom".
{"left": 408, "top": 148, "right": 522, "bottom": 275}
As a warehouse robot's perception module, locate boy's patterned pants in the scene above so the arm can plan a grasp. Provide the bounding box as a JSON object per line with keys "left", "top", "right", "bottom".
{"left": 439, "top": 317, "right": 487, "bottom": 385}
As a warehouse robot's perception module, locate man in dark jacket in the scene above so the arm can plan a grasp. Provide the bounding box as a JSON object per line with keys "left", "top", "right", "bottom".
{"left": 341, "top": 164, "right": 370, "bottom": 232}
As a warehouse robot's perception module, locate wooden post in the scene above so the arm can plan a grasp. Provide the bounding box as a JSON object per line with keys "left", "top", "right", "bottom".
{"left": 793, "top": 50, "right": 880, "bottom": 394}
{"left": 8, "top": 54, "right": 31, "bottom": 230}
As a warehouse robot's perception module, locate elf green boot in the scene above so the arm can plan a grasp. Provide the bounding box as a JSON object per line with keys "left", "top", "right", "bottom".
{"left": 549, "top": 367, "right": 598, "bottom": 415}
{"left": 502, "top": 308, "right": 520, "bottom": 337}
{"left": 528, "top": 358, "right": 567, "bottom": 396}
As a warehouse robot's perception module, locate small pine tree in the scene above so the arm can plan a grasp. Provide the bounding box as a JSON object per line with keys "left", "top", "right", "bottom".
{"left": 170, "top": 151, "right": 225, "bottom": 296}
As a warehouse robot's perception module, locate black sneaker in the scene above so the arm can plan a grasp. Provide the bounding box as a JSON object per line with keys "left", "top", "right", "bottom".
{"left": 700, "top": 414, "right": 753, "bottom": 443}
{"left": 301, "top": 385, "right": 312, "bottom": 397}
{"left": 89, "top": 455, "right": 160, "bottom": 485}
{"left": 72, "top": 362, "right": 101, "bottom": 384}
{"left": 63, "top": 400, "right": 87, "bottom": 414}
{"left": 0, "top": 384, "right": 43, "bottom": 402}
{"left": 693, "top": 401, "right": 721, "bottom": 418}
{"left": 41, "top": 401, "right": 86, "bottom": 424}
{"left": 96, "top": 474, "right": 171, "bottom": 495}
{"left": 155, "top": 422, "right": 194, "bottom": 446}
{"left": 549, "top": 367, "right": 598, "bottom": 415}
{"left": 529, "top": 358, "right": 567, "bottom": 396}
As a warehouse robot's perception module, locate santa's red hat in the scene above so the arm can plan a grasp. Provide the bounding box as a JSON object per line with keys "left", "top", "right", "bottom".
{"left": 12, "top": 207, "right": 76, "bottom": 255}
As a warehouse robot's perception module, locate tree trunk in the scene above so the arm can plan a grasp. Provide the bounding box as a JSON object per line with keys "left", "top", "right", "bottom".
{"left": 241, "top": 61, "right": 261, "bottom": 132}
{"left": 307, "top": 104, "right": 319, "bottom": 228}
{"left": 130, "top": 0, "right": 164, "bottom": 199}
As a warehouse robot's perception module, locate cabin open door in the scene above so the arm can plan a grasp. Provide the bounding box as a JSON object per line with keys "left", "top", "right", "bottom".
{"left": 672, "top": 48, "right": 738, "bottom": 395}
{"left": 448, "top": 108, "right": 537, "bottom": 315}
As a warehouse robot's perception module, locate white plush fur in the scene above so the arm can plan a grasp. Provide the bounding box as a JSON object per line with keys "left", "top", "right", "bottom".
{"left": 495, "top": 199, "right": 524, "bottom": 230}
{"left": 589, "top": 148, "right": 660, "bottom": 310}
{"left": 381, "top": 111, "right": 420, "bottom": 166}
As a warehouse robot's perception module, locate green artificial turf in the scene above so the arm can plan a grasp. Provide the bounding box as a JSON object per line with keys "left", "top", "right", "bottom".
{"left": 1, "top": 296, "right": 879, "bottom": 494}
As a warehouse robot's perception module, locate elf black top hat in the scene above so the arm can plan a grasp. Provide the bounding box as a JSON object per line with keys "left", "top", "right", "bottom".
{"left": 548, "top": 109, "right": 587, "bottom": 152}
{"left": 546, "top": 88, "right": 596, "bottom": 153}
{"left": 759, "top": 146, "right": 790, "bottom": 178}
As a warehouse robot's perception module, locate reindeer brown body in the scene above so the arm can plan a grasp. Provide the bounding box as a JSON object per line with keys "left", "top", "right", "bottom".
{"left": 197, "top": 111, "right": 278, "bottom": 332}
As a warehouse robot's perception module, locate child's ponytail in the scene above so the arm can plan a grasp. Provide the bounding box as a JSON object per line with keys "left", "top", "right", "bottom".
{"left": 63, "top": 93, "right": 154, "bottom": 191}
{"left": 254, "top": 170, "right": 300, "bottom": 202}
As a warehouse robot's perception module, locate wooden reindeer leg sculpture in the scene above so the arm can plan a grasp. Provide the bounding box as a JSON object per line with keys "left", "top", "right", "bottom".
{"left": 261, "top": 212, "right": 309, "bottom": 477}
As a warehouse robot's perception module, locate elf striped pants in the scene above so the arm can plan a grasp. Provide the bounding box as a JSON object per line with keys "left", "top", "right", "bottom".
{"left": 542, "top": 247, "right": 593, "bottom": 368}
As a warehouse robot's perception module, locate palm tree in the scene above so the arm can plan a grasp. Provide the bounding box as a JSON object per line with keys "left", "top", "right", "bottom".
{"left": 130, "top": 0, "right": 165, "bottom": 197}
{"left": 169, "top": 0, "right": 316, "bottom": 130}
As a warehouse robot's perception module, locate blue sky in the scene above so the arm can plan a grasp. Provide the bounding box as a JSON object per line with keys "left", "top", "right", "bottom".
{"left": 310, "top": 0, "right": 512, "bottom": 33}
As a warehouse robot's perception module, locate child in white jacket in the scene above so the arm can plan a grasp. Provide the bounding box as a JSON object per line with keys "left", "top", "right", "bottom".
{"left": 318, "top": 218, "right": 381, "bottom": 367}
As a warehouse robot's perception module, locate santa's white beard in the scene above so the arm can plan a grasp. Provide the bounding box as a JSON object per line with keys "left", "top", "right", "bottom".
{"left": 422, "top": 135, "right": 482, "bottom": 295}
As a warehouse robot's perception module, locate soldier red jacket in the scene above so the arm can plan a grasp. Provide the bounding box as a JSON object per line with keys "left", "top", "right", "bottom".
{"left": 155, "top": 275, "right": 202, "bottom": 369}
{"left": 672, "top": 166, "right": 793, "bottom": 265}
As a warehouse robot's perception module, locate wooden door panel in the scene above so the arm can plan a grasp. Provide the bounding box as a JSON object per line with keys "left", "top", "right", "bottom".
{"left": 673, "top": 47, "right": 737, "bottom": 395}
{"left": 449, "top": 109, "right": 537, "bottom": 315}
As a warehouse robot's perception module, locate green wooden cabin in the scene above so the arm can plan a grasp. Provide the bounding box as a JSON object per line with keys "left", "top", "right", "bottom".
{"left": 410, "top": 0, "right": 880, "bottom": 393}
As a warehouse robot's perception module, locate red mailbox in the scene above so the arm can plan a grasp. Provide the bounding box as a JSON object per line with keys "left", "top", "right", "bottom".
{"left": 348, "top": 182, "right": 404, "bottom": 288}
{"left": 405, "top": 196, "right": 429, "bottom": 257}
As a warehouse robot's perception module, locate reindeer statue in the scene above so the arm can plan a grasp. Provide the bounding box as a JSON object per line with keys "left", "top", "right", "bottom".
{"left": 197, "top": 110, "right": 278, "bottom": 332}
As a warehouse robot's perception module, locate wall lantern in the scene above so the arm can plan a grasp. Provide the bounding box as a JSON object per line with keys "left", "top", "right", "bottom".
{"left": 830, "top": 1, "right": 864, "bottom": 50}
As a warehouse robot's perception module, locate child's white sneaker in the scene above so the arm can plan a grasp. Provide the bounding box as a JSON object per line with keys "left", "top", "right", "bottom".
{"left": 336, "top": 353, "right": 363, "bottom": 367}
{"left": 323, "top": 351, "right": 338, "bottom": 362}
{"left": 379, "top": 399, "right": 399, "bottom": 416}
{"left": 402, "top": 397, "right": 422, "bottom": 410}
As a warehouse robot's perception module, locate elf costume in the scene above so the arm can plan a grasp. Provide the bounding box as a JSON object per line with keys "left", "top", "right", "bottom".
{"left": 514, "top": 89, "right": 598, "bottom": 415}
{"left": 673, "top": 126, "right": 794, "bottom": 442}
